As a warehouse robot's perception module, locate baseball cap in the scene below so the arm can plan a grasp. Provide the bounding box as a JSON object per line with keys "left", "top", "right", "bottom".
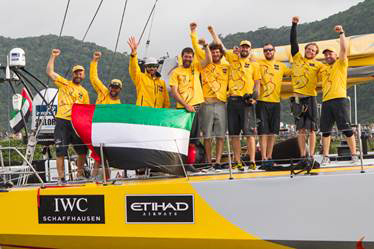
{"left": 72, "top": 65, "right": 85, "bottom": 73}
{"left": 144, "top": 57, "right": 158, "bottom": 65}
{"left": 109, "top": 79, "right": 123, "bottom": 88}
{"left": 240, "top": 40, "right": 252, "bottom": 47}
{"left": 322, "top": 47, "right": 337, "bottom": 54}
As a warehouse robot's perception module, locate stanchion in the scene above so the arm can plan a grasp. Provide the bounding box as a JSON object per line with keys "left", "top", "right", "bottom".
{"left": 357, "top": 124, "right": 365, "bottom": 173}
{"left": 174, "top": 139, "right": 189, "bottom": 180}
{"left": 226, "top": 134, "right": 234, "bottom": 180}
{"left": 100, "top": 143, "right": 108, "bottom": 185}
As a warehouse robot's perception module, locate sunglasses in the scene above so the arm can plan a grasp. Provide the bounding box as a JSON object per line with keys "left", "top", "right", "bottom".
{"left": 110, "top": 85, "right": 121, "bottom": 89}
{"left": 146, "top": 64, "right": 158, "bottom": 68}
{"left": 263, "top": 48, "right": 274, "bottom": 52}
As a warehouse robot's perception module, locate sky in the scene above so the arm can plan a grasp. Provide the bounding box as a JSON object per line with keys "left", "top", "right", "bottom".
{"left": 0, "top": 0, "right": 364, "bottom": 58}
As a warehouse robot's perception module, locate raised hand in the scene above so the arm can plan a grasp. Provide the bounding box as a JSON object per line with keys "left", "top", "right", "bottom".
{"left": 292, "top": 16, "right": 300, "bottom": 24}
{"left": 127, "top": 36, "right": 138, "bottom": 55}
{"left": 335, "top": 25, "right": 344, "bottom": 33}
{"left": 190, "top": 22, "right": 197, "bottom": 32}
{"left": 51, "top": 49, "right": 61, "bottom": 57}
{"left": 93, "top": 51, "right": 101, "bottom": 61}
{"left": 207, "top": 25, "right": 214, "bottom": 34}
{"left": 198, "top": 38, "right": 207, "bottom": 47}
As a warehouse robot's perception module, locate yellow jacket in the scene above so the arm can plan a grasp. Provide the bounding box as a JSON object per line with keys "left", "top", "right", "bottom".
{"left": 90, "top": 61, "right": 121, "bottom": 104}
{"left": 129, "top": 54, "right": 170, "bottom": 108}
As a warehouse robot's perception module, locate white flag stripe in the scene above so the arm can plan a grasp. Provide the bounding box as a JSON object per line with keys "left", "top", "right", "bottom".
{"left": 91, "top": 123, "right": 190, "bottom": 155}
{"left": 9, "top": 101, "right": 30, "bottom": 128}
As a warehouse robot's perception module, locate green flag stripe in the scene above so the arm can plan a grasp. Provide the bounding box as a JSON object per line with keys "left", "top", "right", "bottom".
{"left": 92, "top": 104, "right": 194, "bottom": 131}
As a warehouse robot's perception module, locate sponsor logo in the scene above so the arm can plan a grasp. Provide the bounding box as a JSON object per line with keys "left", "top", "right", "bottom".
{"left": 309, "top": 63, "right": 315, "bottom": 67}
{"left": 38, "top": 195, "right": 105, "bottom": 224}
{"left": 222, "top": 68, "right": 228, "bottom": 74}
{"left": 274, "top": 64, "right": 280, "bottom": 70}
{"left": 126, "top": 195, "right": 194, "bottom": 223}
{"left": 244, "top": 63, "right": 250, "bottom": 68}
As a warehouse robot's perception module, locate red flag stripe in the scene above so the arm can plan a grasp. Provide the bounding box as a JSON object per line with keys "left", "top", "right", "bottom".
{"left": 71, "top": 104, "right": 99, "bottom": 161}
{"left": 21, "top": 88, "right": 32, "bottom": 112}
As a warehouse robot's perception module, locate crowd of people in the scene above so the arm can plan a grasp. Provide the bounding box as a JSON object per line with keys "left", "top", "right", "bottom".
{"left": 46, "top": 17, "right": 358, "bottom": 183}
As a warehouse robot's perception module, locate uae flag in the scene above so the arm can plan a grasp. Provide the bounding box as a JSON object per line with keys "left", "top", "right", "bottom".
{"left": 9, "top": 88, "right": 32, "bottom": 133}
{"left": 71, "top": 104, "right": 194, "bottom": 176}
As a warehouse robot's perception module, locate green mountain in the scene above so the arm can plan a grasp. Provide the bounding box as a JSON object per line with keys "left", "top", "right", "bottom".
{"left": 0, "top": 0, "right": 373, "bottom": 133}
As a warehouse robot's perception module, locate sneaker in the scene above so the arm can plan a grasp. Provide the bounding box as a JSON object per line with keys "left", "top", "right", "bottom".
{"left": 57, "top": 178, "right": 67, "bottom": 186}
{"left": 237, "top": 163, "right": 245, "bottom": 172}
{"left": 213, "top": 163, "right": 223, "bottom": 170}
{"left": 75, "top": 175, "right": 88, "bottom": 181}
{"left": 321, "top": 156, "right": 330, "bottom": 166}
{"left": 248, "top": 161, "right": 256, "bottom": 170}
{"left": 351, "top": 155, "right": 359, "bottom": 163}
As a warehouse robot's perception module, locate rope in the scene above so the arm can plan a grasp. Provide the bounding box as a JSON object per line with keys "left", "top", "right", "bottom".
{"left": 63, "top": 0, "right": 105, "bottom": 77}
{"left": 107, "top": 0, "right": 129, "bottom": 81}
{"left": 81, "top": 0, "right": 104, "bottom": 42}
{"left": 143, "top": 1, "right": 157, "bottom": 58}
{"left": 138, "top": 0, "right": 158, "bottom": 45}
{"left": 59, "top": 0, "right": 71, "bottom": 38}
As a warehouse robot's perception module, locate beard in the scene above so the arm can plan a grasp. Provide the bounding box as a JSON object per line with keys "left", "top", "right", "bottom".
{"left": 72, "top": 77, "right": 82, "bottom": 84}
{"left": 183, "top": 60, "right": 192, "bottom": 68}
{"left": 110, "top": 91, "right": 119, "bottom": 98}
{"left": 265, "top": 54, "right": 274, "bottom": 60}
{"left": 240, "top": 51, "right": 249, "bottom": 58}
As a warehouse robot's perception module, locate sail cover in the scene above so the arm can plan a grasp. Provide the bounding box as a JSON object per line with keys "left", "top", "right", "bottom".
{"left": 71, "top": 104, "right": 194, "bottom": 176}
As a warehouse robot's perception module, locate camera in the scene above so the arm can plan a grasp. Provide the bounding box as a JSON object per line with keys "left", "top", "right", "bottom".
{"left": 243, "top": 93, "right": 254, "bottom": 106}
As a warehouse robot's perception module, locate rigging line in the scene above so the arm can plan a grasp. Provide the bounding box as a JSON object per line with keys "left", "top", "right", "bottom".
{"left": 107, "top": 0, "right": 129, "bottom": 81}
{"left": 138, "top": 0, "right": 158, "bottom": 45}
{"left": 50, "top": 0, "right": 71, "bottom": 85}
{"left": 144, "top": 2, "right": 157, "bottom": 58}
{"left": 63, "top": 0, "right": 104, "bottom": 77}
{"left": 81, "top": 0, "right": 104, "bottom": 42}
{"left": 59, "top": 0, "right": 71, "bottom": 38}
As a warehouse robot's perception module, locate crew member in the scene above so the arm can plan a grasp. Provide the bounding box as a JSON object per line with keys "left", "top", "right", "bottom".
{"left": 209, "top": 25, "right": 260, "bottom": 171}
{"left": 257, "top": 43, "right": 291, "bottom": 168}
{"left": 290, "top": 16, "right": 324, "bottom": 165}
{"left": 319, "top": 25, "right": 357, "bottom": 164}
{"left": 169, "top": 40, "right": 211, "bottom": 143}
{"left": 128, "top": 36, "right": 170, "bottom": 108}
{"left": 90, "top": 51, "right": 123, "bottom": 179}
{"left": 46, "top": 49, "right": 90, "bottom": 184}
{"left": 190, "top": 22, "right": 229, "bottom": 169}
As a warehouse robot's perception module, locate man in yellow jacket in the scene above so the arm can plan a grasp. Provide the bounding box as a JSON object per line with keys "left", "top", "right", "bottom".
{"left": 128, "top": 36, "right": 170, "bottom": 108}
{"left": 190, "top": 22, "right": 229, "bottom": 169}
{"left": 90, "top": 51, "right": 122, "bottom": 104}
{"left": 46, "top": 49, "right": 90, "bottom": 184}
{"left": 257, "top": 44, "right": 292, "bottom": 169}
{"left": 209, "top": 26, "right": 261, "bottom": 171}
{"left": 89, "top": 51, "right": 123, "bottom": 180}
{"left": 319, "top": 25, "right": 357, "bottom": 165}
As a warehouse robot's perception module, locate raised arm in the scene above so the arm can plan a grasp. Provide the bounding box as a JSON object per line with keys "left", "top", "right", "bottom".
{"left": 335, "top": 25, "right": 348, "bottom": 60}
{"left": 90, "top": 51, "right": 108, "bottom": 95}
{"left": 290, "top": 16, "right": 299, "bottom": 56}
{"left": 127, "top": 36, "right": 142, "bottom": 84}
{"left": 199, "top": 38, "right": 212, "bottom": 68}
{"left": 190, "top": 22, "right": 205, "bottom": 61}
{"left": 208, "top": 25, "right": 227, "bottom": 52}
{"left": 46, "top": 49, "right": 61, "bottom": 81}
